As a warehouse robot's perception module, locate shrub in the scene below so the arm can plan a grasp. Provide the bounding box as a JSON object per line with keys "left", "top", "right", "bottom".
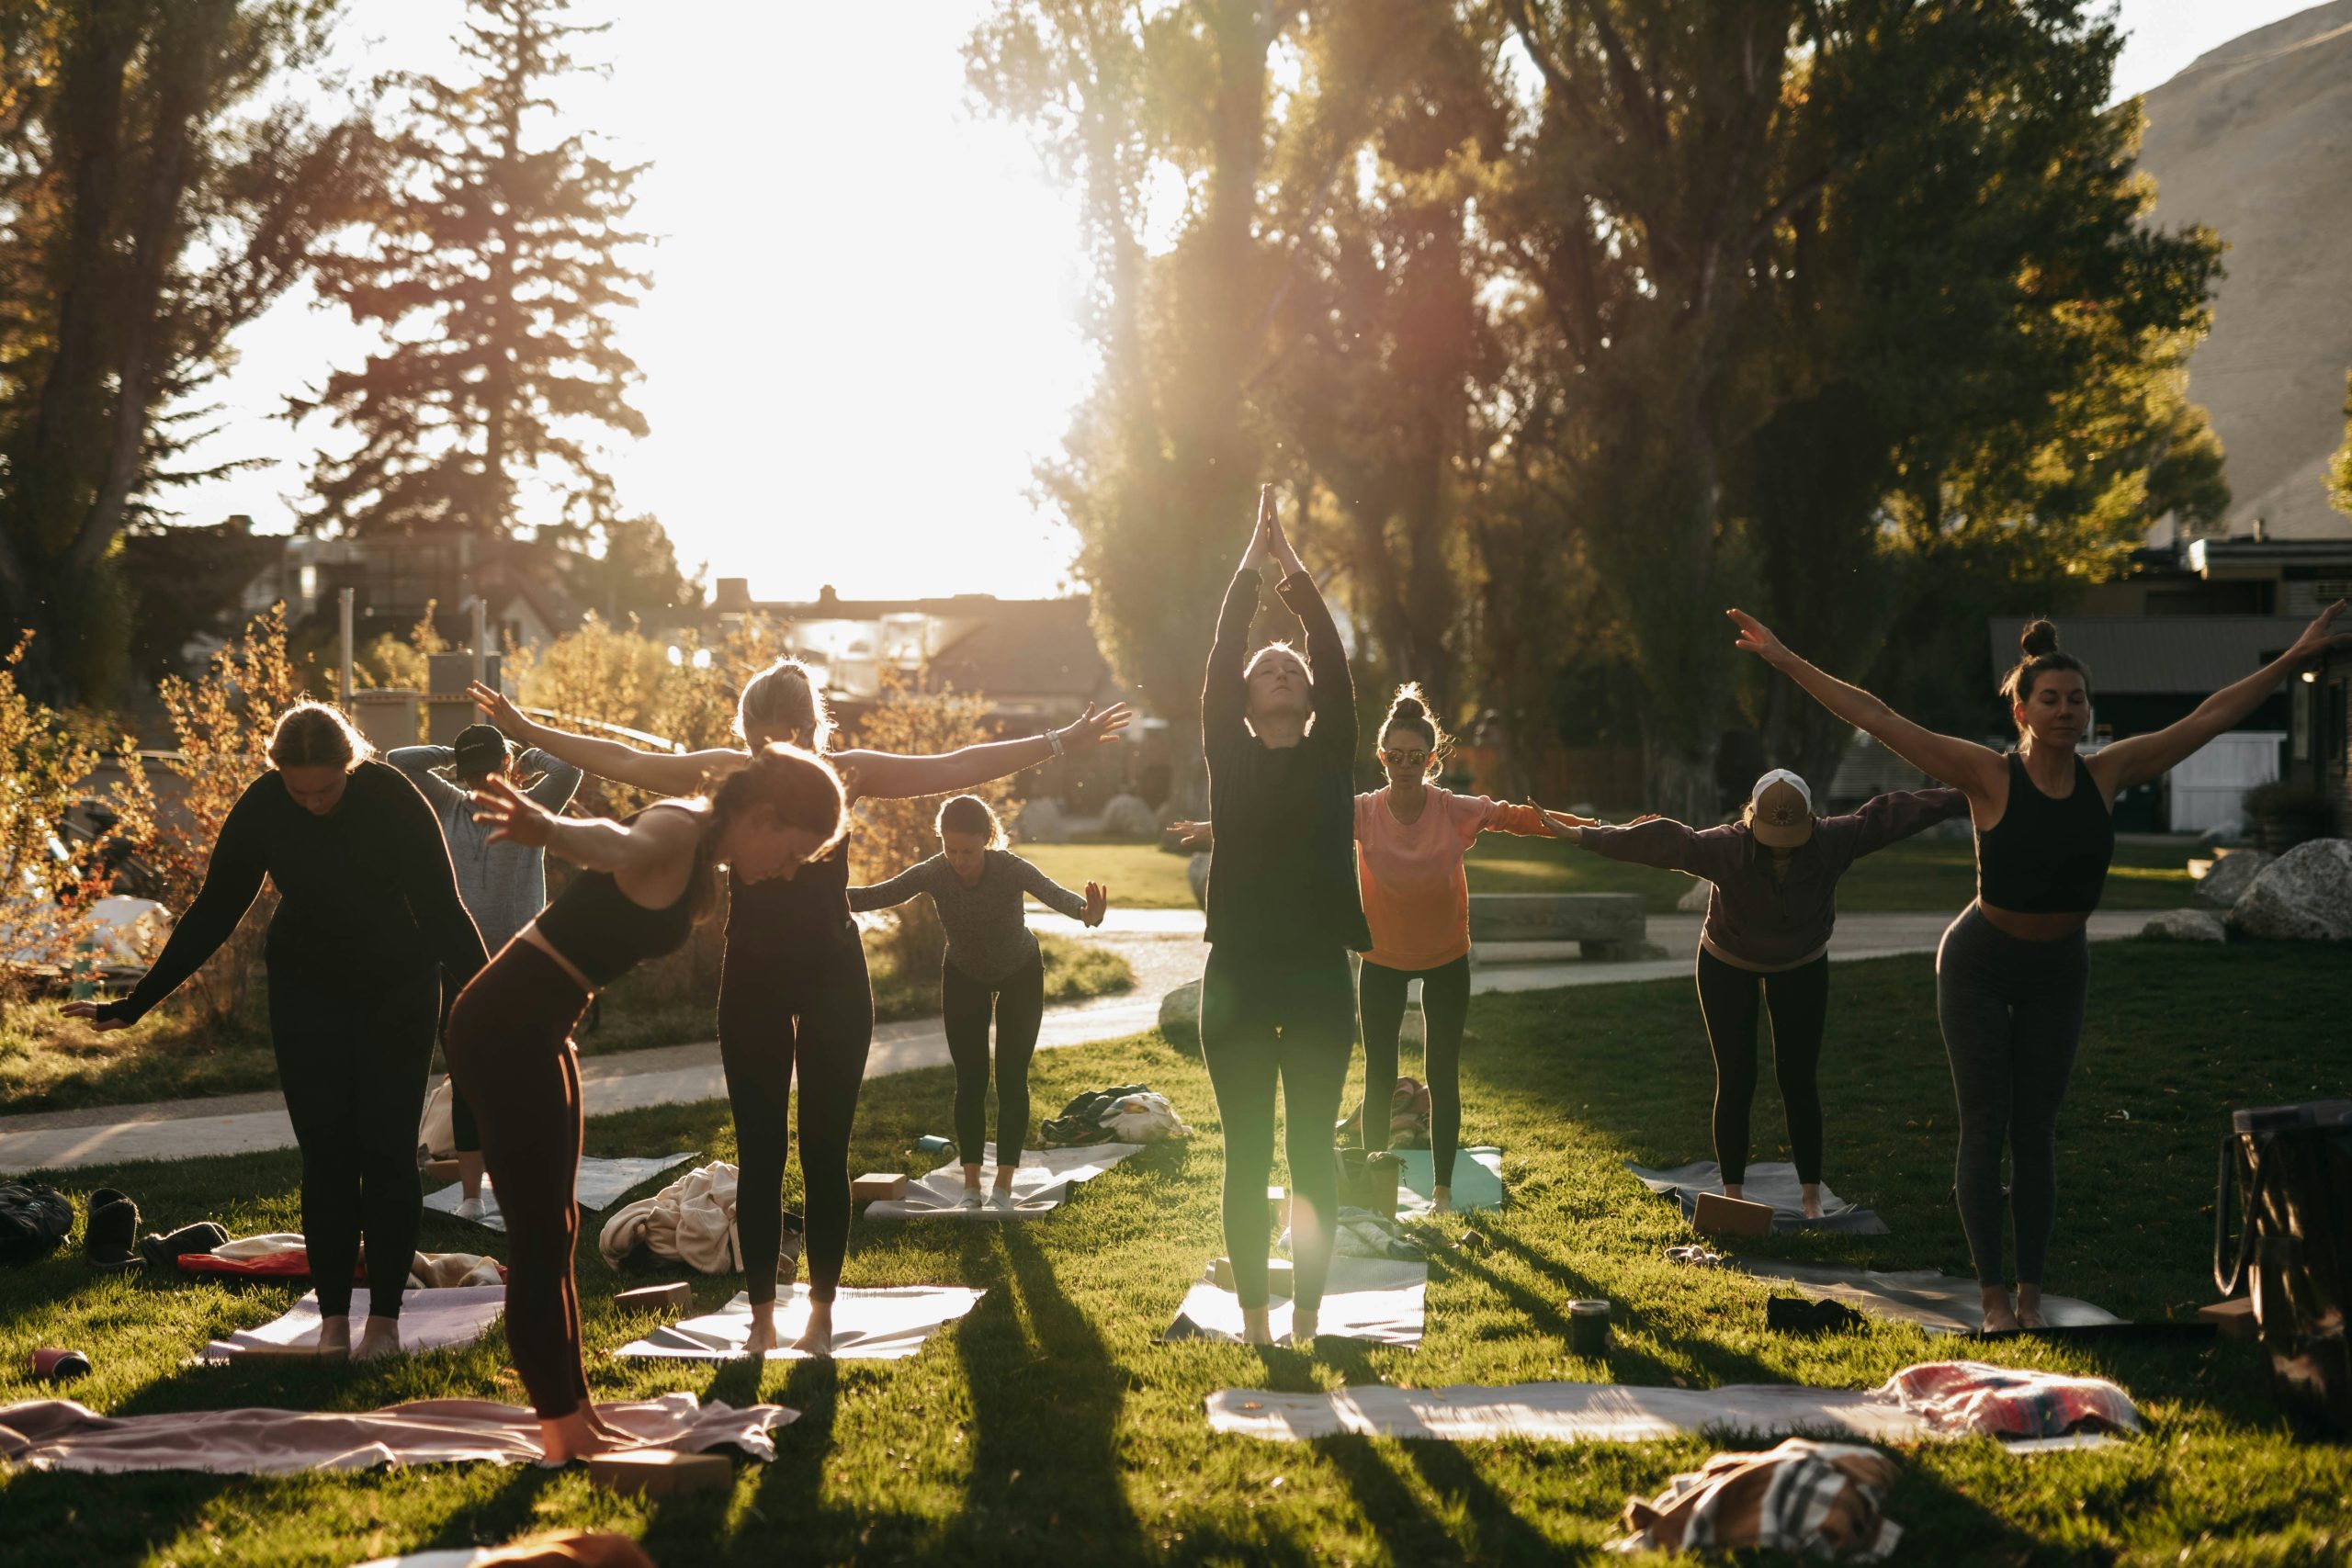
{"left": 0, "top": 637, "right": 147, "bottom": 978}
{"left": 850, "top": 665, "right": 1012, "bottom": 976}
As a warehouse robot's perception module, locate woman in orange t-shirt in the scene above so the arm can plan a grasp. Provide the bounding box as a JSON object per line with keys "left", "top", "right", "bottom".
{"left": 1349, "top": 686, "right": 1552, "bottom": 1213}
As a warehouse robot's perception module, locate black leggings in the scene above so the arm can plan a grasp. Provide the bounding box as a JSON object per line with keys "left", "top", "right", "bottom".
{"left": 1692, "top": 949, "right": 1830, "bottom": 1186}
{"left": 445, "top": 940, "right": 591, "bottom": 1419}
{"left": 438, "top": 982, "right": 481, "bottom": 1156}
{"left": 1199, "top": 944, "right": 1355, "bottom": 1313}
{"left": 1935, "top": 905, "right": 2089, "bottom": 1287}
{"left": 943, "top": 951, "right": 1046, "bottom": 1168}
{"left": 720, "top": 938, "right": 873, "bottom": 1304}
{"left": 268, "top": 969, "right": 439, "bottom": 1322}
{"left": 1356, "top": 955, "right": 1472, "bottom": 1184}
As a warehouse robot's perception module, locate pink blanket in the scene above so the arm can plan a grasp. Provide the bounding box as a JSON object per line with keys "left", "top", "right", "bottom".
{"left": 0, "top": 1392, "right": 796, "bottom": 1474}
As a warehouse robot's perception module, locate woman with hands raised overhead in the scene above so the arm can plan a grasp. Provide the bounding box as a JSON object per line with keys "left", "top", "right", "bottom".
{"left": 468, "top": 670, "right": 1131, "bottom": 1355}
{"left": 1725, "top": 599, "right": 2348, "bottom": 1328}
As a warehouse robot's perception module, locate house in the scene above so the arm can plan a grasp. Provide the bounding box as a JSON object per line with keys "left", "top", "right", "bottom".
{"left": 712, "top": 580, "right": 1148, "bottom": 807}
{"left": 2285, "top": 641, "right": 2350, "bottom": 836}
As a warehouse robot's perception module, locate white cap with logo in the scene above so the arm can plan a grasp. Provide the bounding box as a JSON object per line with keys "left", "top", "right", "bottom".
{"left": 1748, "top": 769, "right": 1815, "bottom": 849}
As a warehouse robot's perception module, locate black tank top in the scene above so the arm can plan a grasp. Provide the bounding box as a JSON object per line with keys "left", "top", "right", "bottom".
{"left": 534, "top": 856, "right": 698, "bottom": 987}
{"left": 1975, "top": 752, "right": 2114, "bottom": 914}
{"left": 724, "top": 832, "right": 856, "bottom": 964}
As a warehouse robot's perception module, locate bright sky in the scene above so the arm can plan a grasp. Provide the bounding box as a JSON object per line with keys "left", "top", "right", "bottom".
{"left": 170, "top": 0, "right": 2323, "bottom": 604}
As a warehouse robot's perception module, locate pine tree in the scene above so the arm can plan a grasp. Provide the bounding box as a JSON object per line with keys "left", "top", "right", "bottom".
{"left": 297, "top": 0, "right": 650, "bottom": 546}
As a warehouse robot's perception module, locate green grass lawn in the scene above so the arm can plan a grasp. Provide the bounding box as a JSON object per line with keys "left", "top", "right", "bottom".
{"left": 3, "top": 940, "right": 2343, "bottom": 1565}
{"left": 0, "top": 933, "right": 1132, "bottom": 1116}
{"left": 1026, "top": 833, "right": 2199, "bottom": 914}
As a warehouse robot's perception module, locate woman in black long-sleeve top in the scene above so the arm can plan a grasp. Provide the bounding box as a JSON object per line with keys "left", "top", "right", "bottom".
{"left": 67, "top": 704, "right": 487, "bottom": 1362}
{"left": 1200, "top": 486, "right": 1372, "bottom": 1346}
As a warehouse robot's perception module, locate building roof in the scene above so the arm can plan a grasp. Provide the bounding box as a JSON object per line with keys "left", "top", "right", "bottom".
{"left": 1985, "top": 616, "right": 2313, "bottom": 695}
{"left": 927, "top": 598, "right": 1112, "bottom": 702}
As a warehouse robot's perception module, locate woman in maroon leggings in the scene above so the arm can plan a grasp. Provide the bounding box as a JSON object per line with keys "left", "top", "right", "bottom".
{"left": 446, "top": 744, "right": 845, "bottom": 1461}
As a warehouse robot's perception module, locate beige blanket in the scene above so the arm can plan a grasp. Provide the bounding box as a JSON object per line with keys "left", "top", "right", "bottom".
{"left": 0, "top": 1391, "right": 795, "bottom": 1474}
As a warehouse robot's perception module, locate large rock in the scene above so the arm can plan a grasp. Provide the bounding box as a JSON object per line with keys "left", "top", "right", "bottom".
{"left": 1676, "top": 880, "right": 1710, "bottom": 914}
{"left": 1101, "top": 793, "right": 1158, "bottom": 838}
{"left": 1014, "top": 797, "right": 1069, "bottom": 845}
{"left": 2194, "top": 849, "right": 2273, "bottom": 910}
{"left": 2229, "top": 839, "right": 2352, "bottom": 942}
{"left": 1158, "top": 978, "right": 1201, "bottom": 1041}
{"left": 2142, "top": 909, "right": 2227, "bottom": 943}
{"left": 1187, "top": 852, "right": 1211, "bottom": 909}
{"left": 1466, "top": 892, "right": 1647, "bottom": 959}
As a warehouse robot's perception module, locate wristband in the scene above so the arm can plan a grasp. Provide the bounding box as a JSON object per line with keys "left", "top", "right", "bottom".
{"left": 1046, "top": 728, "right": 1066, "bottom": 759}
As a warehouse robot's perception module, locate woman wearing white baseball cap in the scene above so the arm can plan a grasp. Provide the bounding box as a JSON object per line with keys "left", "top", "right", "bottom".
{"left": 1543, "top": 768, "right": 1966, "bottom": 1218}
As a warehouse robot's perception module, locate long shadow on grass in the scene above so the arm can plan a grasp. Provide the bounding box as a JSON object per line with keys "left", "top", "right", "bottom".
{"left": 944, "top": 1225, "right": 1145, "bottom": 1559}
{"left": 730, "top": 1354, "right": 840, "bottom": 1549}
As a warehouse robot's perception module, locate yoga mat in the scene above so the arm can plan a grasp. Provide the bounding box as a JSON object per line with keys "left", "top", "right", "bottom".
{"left": 1625, "top": 1160, "right": 1890, "bottom": 1235}
{"left": 1738, "top": 1259, "right": 2127, "bottom": 1336}
{"left": 0, "top": 1391, "right": 793, "bottom": 1474}
{"left": 615, "top": 1285, "right": 983, "bottom": 1361}
{"left": 198, "top": 1286, "right": 506, "bottom": 1364}
{"left": 1162, "top": 1257, "right": 1428, "bottom": 1348}
{"left": 1205, "top": 1382, "right": 1936, "bottom": 1443}
{"left": 424, "top": 1152, "right": 698, "bottom": 1233}
{"left": 860, "top": 1142, "right": 1146, "bottom": 1221}
{"left": 1391, "top": 1146, "right": 1505, "bottom": 1213}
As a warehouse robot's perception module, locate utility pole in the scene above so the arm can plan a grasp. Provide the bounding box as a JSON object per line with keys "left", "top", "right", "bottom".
{"left": 470, "top": 596, "right": 489, "bottom": 686}
{"left": 339, "top": 588, "right": 356, "bottom": 706}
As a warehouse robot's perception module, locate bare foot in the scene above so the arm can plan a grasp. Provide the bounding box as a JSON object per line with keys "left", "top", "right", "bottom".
{"left": 1430, "top": 1186, "right": 1454, "bottom": 1216}
{"left": 741, "top": 1303, "right": 781, "bottom": 1356}
{"left": 1800, "top": 1184, "right": 1823, "bottom": 1221}
{"left": 315, "top": 1314, "right": 352, "bottom": 1359}
{"left": 791, "top": 1299, "right": 835, "bottom": 1357}
{"left": 2016, "top": 1286, "right": 2048, "bottom": 1331}
{"left": 582, "top": 1405, "right": 635, "bottom": 1444}
{"left": 1290, "top": 1308, "right": 1318, "bottom": 1347}
{"left": 992, "top": 1171, "right": 1018, "bottom": 1200}
{"left": 1240, "top": 1306, "right": 1273, "bottom": 1346}
{"left": 1722, "top": 1183, "right": 1745, "bottom": 1203}
{"left": 538, "top": 1411, "right": 628, "bottom": 1464}
{"left": 351, "top": 1316, "right": 405, "bottom": 1362}
{"left": 1981, "top": 1286, "right": 2020, "bottom": 1334}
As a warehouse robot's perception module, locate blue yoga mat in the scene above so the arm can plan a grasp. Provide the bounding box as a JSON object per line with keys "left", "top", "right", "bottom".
{"left": 1389, "top": 1146, "right": 1506, "bottom": 1212}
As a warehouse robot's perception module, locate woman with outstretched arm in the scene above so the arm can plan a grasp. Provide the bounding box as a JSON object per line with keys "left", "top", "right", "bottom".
{"left": 1196, "top": 485, "right": 1371, "bottom": 1346}
{"left": 467, "top": 673, "right": 1131, "bottom": 1354}
{"left": 1542, "top": 771, "right": 1968, "bottom": 1217}
{"left": 1727, "top": 600, "right": 2346, "bottom": 1328}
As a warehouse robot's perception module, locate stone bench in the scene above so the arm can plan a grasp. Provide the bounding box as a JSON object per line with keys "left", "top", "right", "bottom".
{"left": 1467, "top": 892, "right": 1647, "bottom": 962}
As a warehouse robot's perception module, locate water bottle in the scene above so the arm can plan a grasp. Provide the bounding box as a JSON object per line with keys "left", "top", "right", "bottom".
{"left": 915, "top": 1134, "right": 954, "bottom": 1156}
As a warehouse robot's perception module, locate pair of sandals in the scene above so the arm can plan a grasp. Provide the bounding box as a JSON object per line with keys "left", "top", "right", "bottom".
{"left": 957, "top": 1189, "right": 1020, "bottom": 1213}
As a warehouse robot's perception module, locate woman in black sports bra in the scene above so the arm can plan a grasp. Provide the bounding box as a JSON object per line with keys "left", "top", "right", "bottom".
{"left": 444, "top": 744, "right": 846, "bottom": 1463}
{"left": 1730, "top": 601, "right": 2346, "bottom": 1331}
{"left": 469, "top": 668, "right": 1131, "bottom": 1355}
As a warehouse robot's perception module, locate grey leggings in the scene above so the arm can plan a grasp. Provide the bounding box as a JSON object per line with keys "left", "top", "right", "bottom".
{"left": 1935, "top": 905, "right": 2089, "bottom": 1286}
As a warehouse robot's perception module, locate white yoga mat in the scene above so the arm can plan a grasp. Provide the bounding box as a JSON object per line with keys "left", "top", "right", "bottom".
{"left": 616, "top": 1285, "right": 984, "bottom": 1361}
{"left": 424, "top": 1152, "right": 698, "bottom": 1233}
{"left": 198, "top": 1286, "right": 506, "bottom": 1364}
{"left": 0, "top": 1391, "right": 793, "bottom": 1474}
{"left": 1625, "top": 1160, "right": 1890, "bottom": 1235}
{"left": 1162, "top": 1257, "right": 1429, "bottom": 1348}
{"left": 1392, "top": 1147, "right": 1505, "bottom": 1213}
{"left": 861, "top": 1142, "right": 1148, "bottom": 1221}
{"left": 1204, "top": 1382, "right": 1940, "bottom": 1444}
{"left": 1740, "top": 1259, "right": 2127, "bottom": 1335}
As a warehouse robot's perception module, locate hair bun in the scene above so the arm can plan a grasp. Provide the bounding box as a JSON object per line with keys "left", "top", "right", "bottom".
{"left": 1392, "top": 696, "right": 1425, "bottom": 721}
{"left": 2019, "top": 619, "right": 2061, "bottom": 659}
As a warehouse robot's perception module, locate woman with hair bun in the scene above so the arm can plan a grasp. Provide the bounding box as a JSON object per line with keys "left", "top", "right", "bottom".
{"left": 448, "top": 743, "right": 846, "bottom": 1459}
{"left": 469, "top": 664, "right": 1131, "bottom": 1354}
{"left": 849, "top": 794, "right": 1107, "bottom": 1210}
{"left": 1730, "top": 599, "right": 2347, "bottom": 1329}
{"left": 65, "top": 703, "right": 489, "bottom": 1363}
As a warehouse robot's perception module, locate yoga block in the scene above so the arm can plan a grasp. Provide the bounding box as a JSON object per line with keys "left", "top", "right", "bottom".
{"left": 851, "top": 1173, "right": 908, "bottom": 1201}
{"left": 615, "top": 1282, "right": 692, "bottom": 1314}
{"left": 1209, "top": 1257, "right": 1295, "bottom": 1297}
{"left": 587, "top": 1448, "right": 730, "bottom": 1497}
{"left": 424, "top": 1158, "right": 462, "bottom": 1183}
{"left": 1693, "top": 1191, "right": 1775, "bottom": 1237}
{"left": 1339, "top": 1152, "right": 1401, "bottom": 1217}
{"left": 2199, "top": 1297, "right": 2257, "bottom": 1340}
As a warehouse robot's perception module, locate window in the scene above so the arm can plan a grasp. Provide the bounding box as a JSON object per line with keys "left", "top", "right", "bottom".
{"left": 2331, "top": 682, "right": 2349, "bottom": 779}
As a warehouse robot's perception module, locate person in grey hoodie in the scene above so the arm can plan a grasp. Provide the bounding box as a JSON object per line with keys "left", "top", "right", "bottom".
{"left": 388, "top": 722, "right": 582, "bottom": 1219}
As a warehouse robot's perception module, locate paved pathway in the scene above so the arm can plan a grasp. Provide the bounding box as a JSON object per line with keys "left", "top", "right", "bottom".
{"left": 0, "top": 907, "right": 2163, "bottom": 1174}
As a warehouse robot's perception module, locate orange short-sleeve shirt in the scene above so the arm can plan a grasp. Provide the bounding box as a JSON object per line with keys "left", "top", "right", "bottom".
{"left": 1353, "top": 788, "right": 1548, "bottom": 972}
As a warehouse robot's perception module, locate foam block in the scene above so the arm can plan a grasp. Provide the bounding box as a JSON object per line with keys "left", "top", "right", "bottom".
{"left": 1694, "top": 1191, "right": 1775, "bottom": 1237}
{"left": 851, "top": 1173, "right": 908, "bottom": 1201}
{"left": 587, "top": 1448, "right": 731, "bottom": 1496}
{"left": 1209, "top": 1257, "right": 1295, "bottom": 1296}
{"left": 2198, "top": 1298, "right": 2257, "bottom": 1340}
{"left": 615, "top": 1282, "right": 693, "bottom": 1314}
{"left": 1340, "top": 1154, "right": 1401, "bottom": 1218}
{"left": 423, "top": 1158, "right": 462, "bottom": 1183}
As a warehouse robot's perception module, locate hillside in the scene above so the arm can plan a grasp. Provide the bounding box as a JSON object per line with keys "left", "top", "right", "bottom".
{"left": 2136, "top": 0, "right": 2352, "bottom": 541}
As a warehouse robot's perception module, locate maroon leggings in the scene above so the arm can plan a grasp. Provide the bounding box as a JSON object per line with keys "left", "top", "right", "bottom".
{"left": 445, "top": 939, "right": 590, "bottom": 1420}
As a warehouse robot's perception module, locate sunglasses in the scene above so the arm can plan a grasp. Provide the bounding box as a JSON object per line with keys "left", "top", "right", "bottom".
{"left": 1380, "top": 749, "right": 1430, "bottom": 768}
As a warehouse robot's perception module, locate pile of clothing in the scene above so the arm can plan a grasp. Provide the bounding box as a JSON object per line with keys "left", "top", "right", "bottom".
{"left": 0, "top": 1182, "right": 74, "bottom": 1266}
{"left": 1336, "top": 1076, "right": 1433, "bottom": 1149}
{"left": 1874, "top": 1360, "right": 2144, "bottom": 1440}
{"left": 1281, "top": 1207, "right": 1425, "bottom": 1263}
{"left": 597, "top": 1160, "right": 802, "bottom": 1279}
{"left": 1039, "top": 1085, "right": 1190, "bottom": 1148}
{"left": 1615, "top": 1438, "right": 1902, "bottom": 1561}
